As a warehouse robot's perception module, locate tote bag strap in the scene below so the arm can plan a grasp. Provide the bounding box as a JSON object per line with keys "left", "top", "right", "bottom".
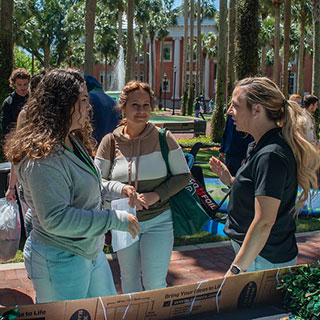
{"left": 158, "top": 128, "right": 172, "bottom": 178}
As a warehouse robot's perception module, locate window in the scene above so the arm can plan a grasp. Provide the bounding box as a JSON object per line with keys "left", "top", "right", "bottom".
{"left": 163, "top": 42, "right": 172, "bottom": 62}
{"left": 140, "top": 72, "right": 144, "bottom": 82}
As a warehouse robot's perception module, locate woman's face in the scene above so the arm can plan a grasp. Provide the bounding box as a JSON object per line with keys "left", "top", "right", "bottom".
{"left": 69, "top": 85, "right": 92, "bottom": 132}
{"left": 125, "top": 89, "right": 151, "bottom": 126}
{"left": 227, "top": 87, "right": 252, "bottom": 133}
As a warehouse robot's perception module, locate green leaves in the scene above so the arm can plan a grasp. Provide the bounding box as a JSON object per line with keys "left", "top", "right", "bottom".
{"left": 277, "top": 262, "right": 320, "bottom": 319}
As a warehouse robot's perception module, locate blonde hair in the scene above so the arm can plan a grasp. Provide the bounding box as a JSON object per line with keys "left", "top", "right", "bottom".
{"left": 117, "top": 80, "right": 155, "bottom": 126}
{"left": 4, "top": 69, "right": 95, "bottom": 164}
{"left": 236, "top": 77, "right": 320, "bottom": 212}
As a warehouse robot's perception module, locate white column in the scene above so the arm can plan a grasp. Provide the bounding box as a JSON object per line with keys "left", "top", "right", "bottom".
{"left": 172, "top": 37, "right": 181, "bottom": 100}
{"left": 148, "top": 40, "right": 152, "bottom": 86}
{"left": 204, "top": 55, "right": 210, "bottom": 100}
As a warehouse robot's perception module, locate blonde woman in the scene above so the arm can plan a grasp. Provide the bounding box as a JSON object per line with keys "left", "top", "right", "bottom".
{"left": 209, "top": 77, "right": 320, "bottom": 275}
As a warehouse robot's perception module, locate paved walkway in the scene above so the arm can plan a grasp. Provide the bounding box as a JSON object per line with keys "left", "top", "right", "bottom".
{"left": 0, "top": 231, "right": 319, "bottom": 306}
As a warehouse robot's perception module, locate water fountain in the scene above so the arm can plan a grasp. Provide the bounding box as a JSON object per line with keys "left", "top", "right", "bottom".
{"left": 107, "top": 45, "right": 125, "bottom": 102}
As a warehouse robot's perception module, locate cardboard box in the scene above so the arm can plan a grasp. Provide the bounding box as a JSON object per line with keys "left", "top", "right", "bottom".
{"left": 1, "top": 265, "right": 305, "bottom": 320}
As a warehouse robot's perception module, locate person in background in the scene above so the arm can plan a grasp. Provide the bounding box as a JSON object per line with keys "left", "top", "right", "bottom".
{"left": 4, "top": 69, "right": 139, "bottom": 303}
{"left": 5, "top": 71, "right": 47, "bottom": 237}
{"left": 210, "top": 77, "right": 320, "bottom": 276}
{"left": 219, "top": 114, "right": 253, "bottom": 176}
{"left": 209, "top": 98, "right": 215, "bottom": 113}
{"left": 302, "top": 94, "right": 319, "bottom": 143}
{"left": 84, "top": 75, "right": 121, "bottom": 144}
{"left": 1, "top": 68, "right": 31, "bottom": 136}
{"left": 289, "top": 93, "right": 302, "bottom": 105}
{"left": 95, "top": 80, "right": 190, "bottom": 294}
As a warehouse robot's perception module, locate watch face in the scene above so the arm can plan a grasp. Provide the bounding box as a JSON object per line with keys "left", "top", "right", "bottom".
{"left": 231, "top": 265, "right": 241, "bottom": 274}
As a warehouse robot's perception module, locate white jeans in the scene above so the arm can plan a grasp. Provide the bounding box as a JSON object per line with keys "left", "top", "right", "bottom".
{"left": 116, "top": 209, "right": 174, "bottom": 293}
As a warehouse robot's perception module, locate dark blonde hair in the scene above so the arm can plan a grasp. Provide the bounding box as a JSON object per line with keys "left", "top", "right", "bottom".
{"left": 9, "top": 68, "right": 31, "bottom": 88}
{"left": 236, "top": 77, "right": 320, "bottom": 212}
{"left": 4, "top": 69, "right": 95, "bottom": 164}
{"left": 118, "top": 80, "right": 155, "bottom": 126}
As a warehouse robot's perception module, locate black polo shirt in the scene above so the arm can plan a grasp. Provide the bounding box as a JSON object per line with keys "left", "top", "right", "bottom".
{"left": 224, "top": 127, "right": 298, "bottom": 263}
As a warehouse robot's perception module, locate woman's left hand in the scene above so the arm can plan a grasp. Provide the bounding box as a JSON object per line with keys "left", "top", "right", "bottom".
{"left": 139, "top": 192, "right": 160, "bottom": 207}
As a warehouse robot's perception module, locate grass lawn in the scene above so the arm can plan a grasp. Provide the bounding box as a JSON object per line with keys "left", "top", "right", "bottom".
{"left": 3, "top": 145, "right": 320, "bottom": 264}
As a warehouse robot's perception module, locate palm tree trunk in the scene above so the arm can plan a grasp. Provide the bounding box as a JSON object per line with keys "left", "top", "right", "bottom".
{"left": 43, "top": 42, "right": 50, "bottom": 69}
{"left": 297, "top": 11, "right": 305, "bottom": 97}
{"left": 104, "top": 55, "right": 108, "bottom": 91}
{"left": 84, "top": 0, "right": 97, "bottom": 75}
{"left": 136, "top": 35, "right": 141, "bottom": 80}
{"left": 125, "top": 0, "right": 135, "bottom": 83}
{"left": 227, "top": 0, "right": 236, "bottom": 102}
{"left": 0, "top": 0, "right": 14, "bottom": 103}
{"left": 312, "top": 0, "right": 320, "bottom": 98}
{"left": 273, "top": 0, "right": 282, "bottom": 86}
{"left": 159, "top": 40, "right": 164, "bottom": 108}
{"left": 188, "top": 0, "right": 195, "bottom": 116}
{"left": 281, "top": 0, "right": 291, "bottom": 98}
{"left": 211, "top": 0, "right": 227, "bottom": 143}
{"left": 196, "top": 0, "right": 202, "bottom": 97}
{"left": 143, "top": 23, "right": 148, "bottom": 82}
{"left": 181, "top": 0, "right": 189, "bottom": 114}
{"left": 118, "top": 1, "right": 123, "bottom": 47}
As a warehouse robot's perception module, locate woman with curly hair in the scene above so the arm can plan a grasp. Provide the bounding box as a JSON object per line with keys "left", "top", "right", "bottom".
{"left": 95, "top": 81, "right": 190, "bottom": 293}
{"left": 4, "top": 69, "right": 139, "bottom": 303}
{"left": 210, "top": 77, "right": 320, "bottom": 276}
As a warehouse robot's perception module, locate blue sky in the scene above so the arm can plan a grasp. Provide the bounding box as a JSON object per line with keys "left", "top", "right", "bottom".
{"left": 173, "top": 0, "right": 220, "bottom": 10}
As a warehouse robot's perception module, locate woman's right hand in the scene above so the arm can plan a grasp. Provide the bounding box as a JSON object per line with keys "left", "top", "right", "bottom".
{"left": 127, "top": 214, "right": 139, "bottom": 238}
{"left": 5, "top": 188, "right": 16, "bottom": 202}
{"left": 209, "top": 156, "right": 234, "bottom": 187}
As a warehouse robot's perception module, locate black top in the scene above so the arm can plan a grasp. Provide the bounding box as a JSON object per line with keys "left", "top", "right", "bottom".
{"left": 224, "top": 127, "right": 298, "bottom": 263}
{"left": 1, "top": 91, "right": 28, "bottom": 135}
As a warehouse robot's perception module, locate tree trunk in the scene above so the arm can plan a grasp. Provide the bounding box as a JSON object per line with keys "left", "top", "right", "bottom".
{"left": 181, "top": 0, "right": 189, "bottom": 114}
{"left": 143, "top": 23, "right": 148, "bottom": 82}
{"left": 281, "top": 0, "right": 291, "bottom": 98}
{"left": 188, "top": 0, "right": 195, "bottom": 116}
{"left": 136, "top": 35, "right": 141, "bottom": 80}
{"left": 0, "top": 0, "right": 14, "bottom": 104}
{"left": 227, "top": 0, "right": 236, "bottom": 102}
{"left": 43, "top": 41, "right": 51, "bottom": 69}
{"left": 297, "top": 10, "right": 305, "bottom": 97}
{"left": 84, "top": 0, "right": 97, "bottom": 75}
{"left": 196, "top": 0, "right": 202, "bottom": 97}
{"left": 118, "top": 1, "right": 123, "bottom": 47}
{"left": 211, "top": 0, "right": 227, "bottom": 143}
{"left": 159, "top": 40, "right": 164, "bottom": 108}
{"left": 125, "top": 0, "right": 135, "bottom": 83}
{"left": 235, "top": 0, "right": 260, "bottom": 80}
{"left": 150, "top": 37, "right": 155, "bottom": 90}
{"left": 273, "top": 0, "right": 282, "bottom": 86}
{"left": 104, "top": 55, "right": 108, "bottom": 91}
{"left": 312, "top": 0, "right": 320, "bottom": 98}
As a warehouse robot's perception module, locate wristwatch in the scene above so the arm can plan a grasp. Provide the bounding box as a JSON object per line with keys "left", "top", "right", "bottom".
{"left": 231, "top": 264, "right": 243, "bottom": 274}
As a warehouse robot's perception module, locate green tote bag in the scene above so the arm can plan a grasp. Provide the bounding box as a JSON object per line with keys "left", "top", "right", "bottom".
{"left": 159, "top": 128, "right": 209, "bottom": 237}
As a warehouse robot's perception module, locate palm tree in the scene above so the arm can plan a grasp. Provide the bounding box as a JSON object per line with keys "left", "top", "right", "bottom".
{"left": 227, "top": 0, "right": 236, "bottom": 102}
{"left": 187, "top": 0, "right": 195, "bottom": 116}
{"left": 235, "top": 0, "right": 260, "bottom": 80}
{"left": 211, "top": 0, "right": 227, "bottom": 143}
{"left": 0, "top": 0, "right": 14, "bottom": 104}
{"left": 311, "top": 0, "right": 320, "bottom": 98}
{"left": 281, "top": 0, "right": 291, "bottom": 98}
{"left": 125, "top": 0, "right": 135, "bottom": 83}
{"left": 196, "top": 0, "right": 202, "bottom": 97}
{"left": 181, "top": 0, "right": 189, "bottom": 115}
{"left": 84, "top": 0, "right": 97, "bottom": 75}
{"left": 272, "top": 0, "right": 282, "bottom": 86}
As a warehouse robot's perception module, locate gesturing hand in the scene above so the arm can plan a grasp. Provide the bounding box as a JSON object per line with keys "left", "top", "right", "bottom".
{"left": 127, "top": 214, "right": 139, "bottom": 238}
{"left": 209, "top": 156, "right": 234, "bottom": 187}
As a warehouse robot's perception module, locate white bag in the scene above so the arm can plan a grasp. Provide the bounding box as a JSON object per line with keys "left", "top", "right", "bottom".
{"left": 111, "top": 198, "right": 139, "bottom": 252}
{"left": 0, "top": 198, "right": 21, "bottom": 262}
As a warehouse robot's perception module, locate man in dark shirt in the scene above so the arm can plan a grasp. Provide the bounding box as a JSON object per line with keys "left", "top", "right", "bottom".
{"left": 219, "top": 114, "right": 253, "bottom": 176}
{"left": 1, "top": 68, "right": 31, "bottom": 135}
{"left": 84, "top": 75, "right": 121, "bottom": 144}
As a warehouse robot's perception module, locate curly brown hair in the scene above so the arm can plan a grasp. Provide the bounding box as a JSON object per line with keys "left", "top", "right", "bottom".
{"left": 117, "top": 80, "right": 155, "bottom": 126}
{"left": 9, "top": 68, "right": 31, "bottom": 88}
{"left": 4, "top": 69, "right": 95, "bottom": 164}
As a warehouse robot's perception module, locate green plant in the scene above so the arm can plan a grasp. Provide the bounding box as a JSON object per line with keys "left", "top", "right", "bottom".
{"left": 277, "top": 262, "right": 320, "bottom": 320}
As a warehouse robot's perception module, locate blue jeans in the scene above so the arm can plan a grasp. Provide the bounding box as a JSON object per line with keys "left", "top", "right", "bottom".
{"left": 24, "top": 237, "right": 117, "bottom": 303}
{"left": 116, "top": 209, "right": 174, "bottom": 293}
{"left": 231, "top": 240, "right": 297, "bottom": 272}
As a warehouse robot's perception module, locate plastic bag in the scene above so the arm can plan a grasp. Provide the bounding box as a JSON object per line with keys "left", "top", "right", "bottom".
{"left": 0, "top": 198, "right": 21, "bottom": 262}
{"left": 111, "top": 198, "right": 139, "bottom": 252}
